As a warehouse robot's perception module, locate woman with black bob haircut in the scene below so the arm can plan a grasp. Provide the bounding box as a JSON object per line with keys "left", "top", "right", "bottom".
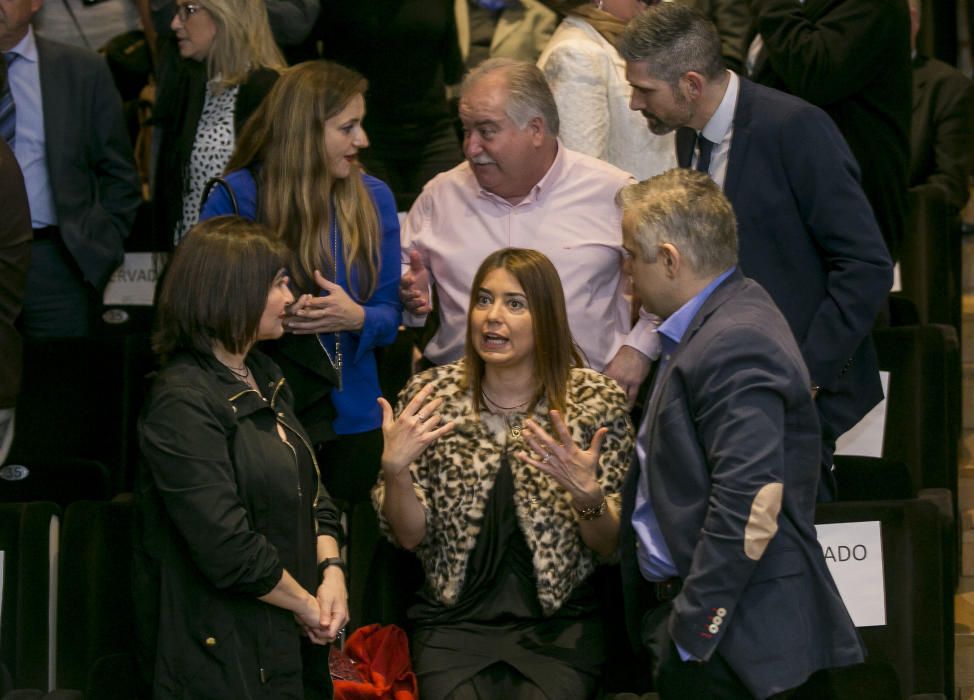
{"left": 133, "top": 215, "right": 348, "bottom": 699}
{"left": 374, "top": 248, "right": 634, "bottom": 699}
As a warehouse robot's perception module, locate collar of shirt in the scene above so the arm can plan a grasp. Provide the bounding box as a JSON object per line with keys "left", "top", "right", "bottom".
{"left": 657, "top": 267, "right": 736, "bottom": 355}
{"left": 7, "top": 25, "right": 38, "bottom": 64}
{"left": 477, "top": 139, "right": 566, "bottom": 207}
{"left": 700, "top": 70, "right": 738, "bottom": 147}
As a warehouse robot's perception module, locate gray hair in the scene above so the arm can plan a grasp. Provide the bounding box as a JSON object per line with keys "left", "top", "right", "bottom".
{"left": 617, "top": 3, "right": 724, "bottom": 89}
{"left": 462, "top": 58, "right": 560, "bottom": 136}
{"left": 617, "top": 169, "right": 738, "bottom": 276}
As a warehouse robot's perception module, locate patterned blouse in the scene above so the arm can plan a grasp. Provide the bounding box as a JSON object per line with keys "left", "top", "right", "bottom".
{"left": 175, "top": 80, "right": 240, "bottom": 244}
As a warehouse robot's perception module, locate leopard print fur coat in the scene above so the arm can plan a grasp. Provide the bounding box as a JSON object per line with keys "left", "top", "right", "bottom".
{"left": 373, "top": 360, "right": 634, "bottom": 614}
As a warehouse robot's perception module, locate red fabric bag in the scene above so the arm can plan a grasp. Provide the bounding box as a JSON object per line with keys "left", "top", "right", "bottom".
{"left": 332, "top": 624, "right": 419, "bottom": 700}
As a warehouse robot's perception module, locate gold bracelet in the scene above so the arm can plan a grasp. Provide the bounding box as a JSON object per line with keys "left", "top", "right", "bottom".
{"left": 573, "top": 495, "right": 607, "bottom": 521}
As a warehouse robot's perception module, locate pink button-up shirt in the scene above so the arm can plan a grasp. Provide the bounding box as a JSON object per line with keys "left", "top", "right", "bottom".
{"left": 402, "top": 143, "right": 656, "bottom": 370}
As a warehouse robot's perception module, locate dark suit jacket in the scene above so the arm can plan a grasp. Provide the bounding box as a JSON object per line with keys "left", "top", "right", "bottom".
{"left": 910, "top": 53, "right": 974, "bottom": 211}
{"left": 750, "top": 0, "right": 911, "bottom": 260}
{"left": 0, "top": 141, "right": 31, "bottom": 408}
{"left": 678, "top": 77, "right": 892, "bottom": 446}
{"left": 36, "top": 37, "right": 141, "bottom": 291}
{"left": 620, "top": 271, "right": 864, "bottom": 699}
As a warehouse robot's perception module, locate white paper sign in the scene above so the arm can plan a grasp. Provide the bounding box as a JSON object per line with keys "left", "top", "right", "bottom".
{"left": 816, "top": 520, "right": 885, "bottom": 627}
{"left": 103, "top": 253, "right": 167, "bottom": 307}
{"left": 835, "top": 371, "right": 890, "bottom": 458}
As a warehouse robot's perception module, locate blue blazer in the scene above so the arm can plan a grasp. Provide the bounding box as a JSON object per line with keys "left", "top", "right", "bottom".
{"left": 620, "top": 271, "right": 864, "bottom": 699}
{"left": 678, "top": 77, "right": 893, "bottom": 445}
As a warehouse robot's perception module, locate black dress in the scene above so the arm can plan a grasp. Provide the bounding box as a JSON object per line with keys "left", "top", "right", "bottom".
{"left": 408, "top": 457, "right": 603, "bottom": 700}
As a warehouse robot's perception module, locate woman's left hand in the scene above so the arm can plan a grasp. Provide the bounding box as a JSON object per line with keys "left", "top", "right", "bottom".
{"left": 286, "top": 270, "right": 365, "bottom": 334}
{"left": 518, "top": 410, "right": 608, "bottom": 503}
{"left": 306, "top": 568, "right": 349, "bottom": 645}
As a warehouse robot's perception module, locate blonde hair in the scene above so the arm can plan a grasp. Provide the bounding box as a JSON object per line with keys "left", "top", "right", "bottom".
{"left": 228, "top": 61, "right": 380, "bottom": 299}
{"left": 199, "top": 0, "right": 285, "bottom": 90}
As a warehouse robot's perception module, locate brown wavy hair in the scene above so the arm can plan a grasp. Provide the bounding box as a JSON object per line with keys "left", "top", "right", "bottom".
{"left": 227, "top": 61, "right": 380, "bottom": 299}
{"left": 463, "top": 248, "right": 583, "bottom": 416}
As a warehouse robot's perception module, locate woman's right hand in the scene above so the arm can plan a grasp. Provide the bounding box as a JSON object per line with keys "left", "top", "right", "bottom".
{"left": 378, "top": 383, "right": 454, "bottom": 478}
{"left": 295, "top": 594, "right": 327, "bottom": 643}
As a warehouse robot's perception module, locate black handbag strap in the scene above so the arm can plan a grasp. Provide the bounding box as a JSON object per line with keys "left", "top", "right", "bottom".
{"left": 200, "top": 176, "right": 239, "bottom": 215}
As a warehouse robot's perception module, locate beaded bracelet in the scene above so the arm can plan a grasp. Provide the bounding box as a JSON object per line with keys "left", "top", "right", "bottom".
{"left": 573, "top": 495, "right": 608, "bottom": 521}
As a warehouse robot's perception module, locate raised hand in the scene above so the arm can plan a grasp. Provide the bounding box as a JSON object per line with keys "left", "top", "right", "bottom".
{"left": 518, "top": 410, "right": 607, "bottom": 503}
{"left": 399, "top": 250, "right": 432, "bottom": 314}
{"left": 379, "top": 383, "right": 454, "bottom": 478}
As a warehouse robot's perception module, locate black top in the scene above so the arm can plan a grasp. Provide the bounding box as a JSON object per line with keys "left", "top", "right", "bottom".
{"left": 408, "top": 457, "right": 603, "bottom": 699}
{"left": 133, "top": 349, "right": 341, "bottom": 696}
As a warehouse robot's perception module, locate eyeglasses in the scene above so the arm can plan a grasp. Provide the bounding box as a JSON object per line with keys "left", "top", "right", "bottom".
{"left": 175, "top": 3, "right": 203, "bottom": 21}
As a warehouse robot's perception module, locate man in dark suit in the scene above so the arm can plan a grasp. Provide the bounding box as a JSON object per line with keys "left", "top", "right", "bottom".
{"left": 908, "top": 0, "right": 974, "bottom": 211}
{"left": 617, "top": 168, "right": 864, "bottom": 699}
{"left": 0, "top": 0, "right": 140, "bottom": 338}
{"left": 747, "top": 0, "right": 911, "bottom": 261}
{"left": 619, "top": 3, "right": 893, "bottom": 501}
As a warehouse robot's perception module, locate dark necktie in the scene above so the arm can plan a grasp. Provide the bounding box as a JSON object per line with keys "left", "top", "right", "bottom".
{"left": 0, "top": 52, "right": 16, "bottom": 147}
{"left": 695, "top": 134, "right": 714, "bottom": 174}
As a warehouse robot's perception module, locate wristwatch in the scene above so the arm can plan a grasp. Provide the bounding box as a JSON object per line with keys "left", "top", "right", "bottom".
{"left": 317, "top": 557, "right": 347, "bottom": 581}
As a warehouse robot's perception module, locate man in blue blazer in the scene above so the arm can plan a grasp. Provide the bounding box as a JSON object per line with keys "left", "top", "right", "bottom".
{"left": 617, "top": 168, "right": 863, "bottom": 699}
{"left": 619, "top": 3, "right": 893, "bottom": 500}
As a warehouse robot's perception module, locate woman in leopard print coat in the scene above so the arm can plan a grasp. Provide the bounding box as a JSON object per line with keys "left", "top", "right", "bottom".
{"left": 373, "top": 248, "right": 634, "bottom": 700}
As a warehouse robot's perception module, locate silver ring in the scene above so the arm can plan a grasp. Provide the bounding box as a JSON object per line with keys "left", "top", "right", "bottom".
{"left": 542, "top": 452, "right": 551, "bottom": 464}
{"left": 417, "top": 413, "right": 426, "bottom": 422}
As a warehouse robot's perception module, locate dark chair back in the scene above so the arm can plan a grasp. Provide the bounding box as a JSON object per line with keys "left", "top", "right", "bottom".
{"left": 0, "top": 503, "right": 59, "bottom": 691}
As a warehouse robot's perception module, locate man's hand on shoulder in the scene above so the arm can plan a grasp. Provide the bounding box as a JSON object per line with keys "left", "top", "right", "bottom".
{"left": 400, "top": 250, "right": 433, "bottom": 315}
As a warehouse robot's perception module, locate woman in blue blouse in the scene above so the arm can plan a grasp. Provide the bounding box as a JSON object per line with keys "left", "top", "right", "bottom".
{"left": 200, "top": 60, "right": 402, "bottom": 627}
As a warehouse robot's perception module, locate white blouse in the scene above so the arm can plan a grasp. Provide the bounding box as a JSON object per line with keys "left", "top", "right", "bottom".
{"left": 538, "top": 15, "right": 677, "bottom": 180}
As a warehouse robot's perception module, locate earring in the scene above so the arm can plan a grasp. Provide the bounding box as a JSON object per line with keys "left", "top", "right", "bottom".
{"left": 596, "top": 0, "right": 604, "bottom": 9}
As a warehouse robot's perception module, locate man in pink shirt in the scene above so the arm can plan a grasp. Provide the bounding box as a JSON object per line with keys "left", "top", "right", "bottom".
{"left": 400, "top": 58, "right": 657, "bottom": 401}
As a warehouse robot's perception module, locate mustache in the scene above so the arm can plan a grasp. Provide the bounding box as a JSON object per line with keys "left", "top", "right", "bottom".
{"left": 470, "top": 155, "right": 497, "bottom": 165}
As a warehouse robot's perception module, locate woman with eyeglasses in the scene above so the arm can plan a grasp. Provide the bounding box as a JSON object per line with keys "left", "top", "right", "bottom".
{"left": 151, "top": 0, "right": 284, "bottom": 249}
{"left": 133, "top": 216, "right": 348, "bottom": 699}
{"left": 200, "top": 60, "right": 402, "bottom": 630}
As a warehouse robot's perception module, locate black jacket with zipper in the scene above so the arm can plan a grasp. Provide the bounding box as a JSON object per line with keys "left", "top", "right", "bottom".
{"left": 132, "top": 349, "right": 342, "bottom": 698}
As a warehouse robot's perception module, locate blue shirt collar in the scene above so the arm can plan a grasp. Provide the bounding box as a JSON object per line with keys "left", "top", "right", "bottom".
{"left": 7, "top": 25, "right": 37, "bottom": 63}
{"left": 657, "top": 267, "right": 735, "bottom": 353}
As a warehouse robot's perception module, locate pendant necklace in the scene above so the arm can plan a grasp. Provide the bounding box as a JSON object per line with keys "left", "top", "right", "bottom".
{"left": 218, "top": 358, "right": 250, "bottom": 383}
{"left": 482, "top": 388, "right": 534, "bottom": 439}
{"left": 319, "top": 205, "right": 343, "bottom": 391}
